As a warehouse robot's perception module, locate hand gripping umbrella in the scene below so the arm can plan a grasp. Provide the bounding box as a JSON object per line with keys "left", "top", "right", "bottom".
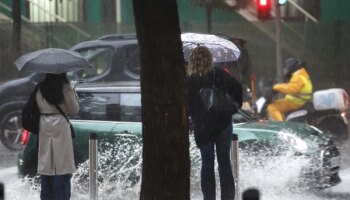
{"left": 181, "top": 33, "right": 241, "bottom": 63}
{"left": 14, "top": 48, "right": 93, "bottom": 74}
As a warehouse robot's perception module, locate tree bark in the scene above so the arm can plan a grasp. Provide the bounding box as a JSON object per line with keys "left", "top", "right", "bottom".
{"left": 12, "top": 0, "right": 22, "bottom": 60}
{"left": 132, "top": 0, "right": 190, "bottom": 200}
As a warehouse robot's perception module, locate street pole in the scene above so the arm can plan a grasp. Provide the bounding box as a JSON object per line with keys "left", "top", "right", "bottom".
{"left": 231, "top": 134, "right": 240, "bottom": 200}
{"left": 242, "top": 188, "right": 260, "bottom": 200}
{"left": 275, "top": 4, "right": 283, "bottom": 83}
{"left": 0, "top": 182, "right": 4, "bottom": 200}
{"left": 89, "top": 133, "right": 98, "bottom": 200}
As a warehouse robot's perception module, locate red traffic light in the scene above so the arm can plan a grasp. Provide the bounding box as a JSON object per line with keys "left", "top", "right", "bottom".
{"left": 256, "top": 0, "right": 271, "bottom": 20}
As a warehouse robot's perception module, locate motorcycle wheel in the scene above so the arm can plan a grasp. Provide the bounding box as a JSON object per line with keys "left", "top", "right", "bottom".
{"left": 0, "top": 102, "right": 25, "bottom": 151}
{"left": 318, "top": 117, "right": 349, "bottom": 144}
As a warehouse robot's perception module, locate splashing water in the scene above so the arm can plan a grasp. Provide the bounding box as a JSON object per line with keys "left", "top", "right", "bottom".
{"left": 68, "top": 134, "right": 318, "bottom": 199}
{"left": 1, "top": 133, "right": 336, "bottom": 199}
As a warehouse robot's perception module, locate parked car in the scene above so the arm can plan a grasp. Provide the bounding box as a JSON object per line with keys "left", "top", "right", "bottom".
{"left": 17, "top": 81, "right": 341, "bottom": 189}
{"left": 0, "top": 33, "right": 252, "bottom": 151}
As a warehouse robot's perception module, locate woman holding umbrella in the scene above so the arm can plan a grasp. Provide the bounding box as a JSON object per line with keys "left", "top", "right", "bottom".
{"left": 35, "top": 73, "right": 79, "bottom": 200}
{"left": 186, "top": 46, "right": 242, "bottom": 200}
{"left": 15, "top": 48, "right": 92, "bottom": 200}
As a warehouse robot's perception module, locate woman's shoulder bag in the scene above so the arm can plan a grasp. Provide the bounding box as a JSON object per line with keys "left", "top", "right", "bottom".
{"left": 22, "top": 86, "right": 40, "bottom": 134}
{"left": 198, "top": 68, "right": 238, "bottom": 115}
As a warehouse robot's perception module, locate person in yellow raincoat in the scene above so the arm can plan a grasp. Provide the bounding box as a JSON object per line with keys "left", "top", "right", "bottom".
{"left": 267, "top": 57, "right": 313, "bottom": 121}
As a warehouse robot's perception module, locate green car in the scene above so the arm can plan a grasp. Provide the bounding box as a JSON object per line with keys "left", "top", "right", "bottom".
{"left": 17, "top": 81, "right": 341, "bottom": 189}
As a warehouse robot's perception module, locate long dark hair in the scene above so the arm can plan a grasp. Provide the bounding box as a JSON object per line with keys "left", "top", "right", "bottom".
{"left": 39, "top": 73, "right": 69, "bottom": 105}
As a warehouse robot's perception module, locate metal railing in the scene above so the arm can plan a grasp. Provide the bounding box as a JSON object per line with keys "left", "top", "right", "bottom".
{"left": 0, "top": 0, "right": 91, "bottom": 48}
{"left": 237, "top": 0, "right": 320, "bottom": 63}
{"left": 287, "top": 0, "right": 318, "bottom": 23}
{"left": 26, "top": 0, "right": 91, "bottom": 39}
{"left": 0, "top": 1, "right": 30, "bottom": 22}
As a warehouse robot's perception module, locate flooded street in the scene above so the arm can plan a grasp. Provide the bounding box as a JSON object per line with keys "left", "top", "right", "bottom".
{"left": 1, "top": 0, "right": 350, "bottom": 199}
{"left": 0, "top": 142, "right": 17, "bottom": 170}
{"left": 1, "top": 139, "right": 350, "bottom": 200}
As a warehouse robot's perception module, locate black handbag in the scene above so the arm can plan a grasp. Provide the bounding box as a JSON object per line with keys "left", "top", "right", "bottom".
{"left": 55, "top": 104, "right": 76, "bottom": 139}
{"left": 198, "top": 69, "right": 238, "bottom": 114}
{"left": 22, "top": 86, "right": 40, "bottom": 134}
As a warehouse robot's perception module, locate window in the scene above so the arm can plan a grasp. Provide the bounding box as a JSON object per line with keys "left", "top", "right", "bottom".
{"left": 114, "top": 44, "right": 141, "bottom": 80}
{"left": 68, "top": 47, "right": 113, "bottom": 80}
{"left": 71, "top": 92, "right": 141, "bottom": 122}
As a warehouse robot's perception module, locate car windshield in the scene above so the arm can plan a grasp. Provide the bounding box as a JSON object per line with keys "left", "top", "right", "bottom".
{"left": 117, "top": 44, "right": 141, "bottom": 79}
{"left": 67, "top": 47, "right": 113, "bottom": 79}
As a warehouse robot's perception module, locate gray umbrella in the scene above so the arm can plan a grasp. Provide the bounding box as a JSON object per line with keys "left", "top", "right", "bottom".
{"left": 14, "top": 48, "right": 93, "bottom": 74}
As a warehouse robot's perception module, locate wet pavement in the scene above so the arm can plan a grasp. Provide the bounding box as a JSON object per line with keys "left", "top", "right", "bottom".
{"left": 0, "top": 142, "right": 19, "bottom": 170}
{"left": 1, "top": 135, "right": 350, "bottom": 199}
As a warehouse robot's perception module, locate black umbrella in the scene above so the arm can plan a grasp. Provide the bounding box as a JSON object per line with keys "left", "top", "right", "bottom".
{"left": 14, "top": 48, "right": 93, "bottom": 74}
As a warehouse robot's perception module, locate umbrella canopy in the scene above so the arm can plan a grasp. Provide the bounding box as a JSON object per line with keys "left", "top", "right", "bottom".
{"left": 14, "top": 48, "right": 93, "bottom": 74}
{"left": 181, "top": 33, "right": 241, "bottom": 63}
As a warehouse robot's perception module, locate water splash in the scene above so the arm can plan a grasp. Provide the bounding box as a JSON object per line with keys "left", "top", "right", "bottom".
{"left": 69, "top": 134, "right": 315, "bottom": 199}
{"left": 8, "top": 133, "right": 329, "bottom": 200}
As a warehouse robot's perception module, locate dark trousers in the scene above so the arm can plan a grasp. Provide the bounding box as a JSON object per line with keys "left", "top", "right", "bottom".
{"left": 200, "top": 123, "right": 235, "bottom": 200}
{"left": 40, "top": 174, "right": 71, "bottom": 200}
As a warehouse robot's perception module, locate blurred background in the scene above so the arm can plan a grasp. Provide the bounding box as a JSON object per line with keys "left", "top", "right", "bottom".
{"left": 0, "top": 0, "right": 349, "bottom": 93}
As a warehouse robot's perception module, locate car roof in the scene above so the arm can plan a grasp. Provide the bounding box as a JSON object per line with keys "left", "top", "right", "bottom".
{"left": 75, "top": 81, "right": 140, "bottom": 93}
{"left": 70, "top": 34, "right": 138, "bottom": 50}
{"left": 70, "top": 33, "right": 246, "bottom": 51}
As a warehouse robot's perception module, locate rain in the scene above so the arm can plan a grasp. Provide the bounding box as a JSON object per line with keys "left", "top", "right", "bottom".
{"left": 1, "top": 0, "right": 350, "bottom": 200}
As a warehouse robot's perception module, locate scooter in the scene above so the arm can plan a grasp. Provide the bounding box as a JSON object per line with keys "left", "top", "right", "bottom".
{"left": 254, "top": 79, "right": 350, "bottom": 144}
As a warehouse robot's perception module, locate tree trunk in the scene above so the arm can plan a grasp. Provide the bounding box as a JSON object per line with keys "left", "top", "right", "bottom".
{"left": 132, "top": 0, "right": 190, "bottom": 200}
{"left": 12, "top": 0, "right": 21, "bottom": 60}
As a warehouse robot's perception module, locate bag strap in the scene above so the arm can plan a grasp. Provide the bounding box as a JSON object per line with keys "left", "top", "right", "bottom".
{"left": 54, "top": 104, "right": 70, "bottom": 124}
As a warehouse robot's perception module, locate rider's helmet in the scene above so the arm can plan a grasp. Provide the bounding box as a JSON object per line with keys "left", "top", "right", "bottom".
{"left": 283, "top": 57, "right": 304, "bottom": 81}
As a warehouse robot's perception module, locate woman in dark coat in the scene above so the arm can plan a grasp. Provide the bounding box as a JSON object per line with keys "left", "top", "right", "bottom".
{"left": 187, "top": 46, "right": 242, "bottom": 200}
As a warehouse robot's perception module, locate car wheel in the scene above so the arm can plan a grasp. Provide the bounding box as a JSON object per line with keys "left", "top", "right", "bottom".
{"left": 0, "top": 102, "right": 25, "bottom": 151}
{"left": 318, "top": 117, "right": 349, "bottom": 144}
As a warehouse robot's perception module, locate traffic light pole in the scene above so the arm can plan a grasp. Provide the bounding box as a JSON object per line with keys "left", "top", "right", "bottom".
{"left": 275, "top": 4, "right": 283, "bottom": 83}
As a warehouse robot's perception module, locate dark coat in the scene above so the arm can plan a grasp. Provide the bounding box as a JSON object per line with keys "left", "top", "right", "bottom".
{"left": 187, "top": 67, "right": 243, "bottom": 148}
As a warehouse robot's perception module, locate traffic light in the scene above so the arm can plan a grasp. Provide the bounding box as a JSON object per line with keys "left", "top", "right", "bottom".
{"left": 256, "top": 0, "right": 271, "bottom": 20}
{"left": 277, "top": 0, "right": 288, "bottom": 6}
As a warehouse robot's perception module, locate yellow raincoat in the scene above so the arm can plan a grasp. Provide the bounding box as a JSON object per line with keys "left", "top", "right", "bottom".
{"left": 267, "top": 68, "right": 312, "bottom": 121}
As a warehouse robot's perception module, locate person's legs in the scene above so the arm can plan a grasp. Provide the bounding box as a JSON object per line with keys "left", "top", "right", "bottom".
{"left": 267, "top": 99, "right": 301, "bottom": 121}
{"left": 40, "top": 175, "right": 54, "bottom": 200}
{"left": 215, "top": 124, "right": 235, "bottom": 200}
{"left": 200, "top": 142, "right": 216, "bottom": 200}
{"left": 53, "top": 174, "right": 71, "bottom": 200}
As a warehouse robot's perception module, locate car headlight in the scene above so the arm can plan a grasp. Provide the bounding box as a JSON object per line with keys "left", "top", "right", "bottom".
{"left": 279, "top": 131, "right": 308, "bottom": 153}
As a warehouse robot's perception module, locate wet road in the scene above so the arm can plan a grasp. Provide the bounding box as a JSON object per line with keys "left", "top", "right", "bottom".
{"left": 0, "top": 142, "right": 18, "bottom": 170}
{"left": 1, "top": 139, "right": 350, "bottom": 199}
